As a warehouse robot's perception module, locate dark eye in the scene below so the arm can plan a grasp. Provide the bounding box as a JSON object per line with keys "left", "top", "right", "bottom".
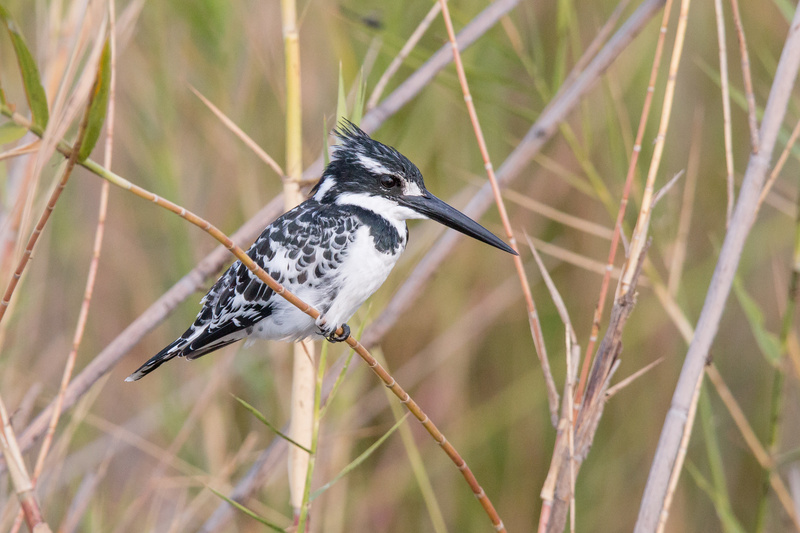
{"left": 380, "top": 175, "right": 399, "bottom": 189}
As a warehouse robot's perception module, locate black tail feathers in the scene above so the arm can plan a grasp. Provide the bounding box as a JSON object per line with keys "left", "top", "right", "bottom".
{"left": 124, "top": 338, "right": 185, "bottom": 382}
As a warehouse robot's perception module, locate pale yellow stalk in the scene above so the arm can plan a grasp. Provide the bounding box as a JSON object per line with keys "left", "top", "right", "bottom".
{"left": 279, "top": 0, "right": 315, "bottom": 525}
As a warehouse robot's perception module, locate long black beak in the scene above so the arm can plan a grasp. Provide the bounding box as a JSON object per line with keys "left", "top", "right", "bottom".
{"left": 401, "top": 192, "right": 517, "bottom": 255}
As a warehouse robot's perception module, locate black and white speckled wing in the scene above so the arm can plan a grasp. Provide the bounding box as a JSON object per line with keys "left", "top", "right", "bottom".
{"left": 125, "top": 202, "right": 359, "bottom": 381}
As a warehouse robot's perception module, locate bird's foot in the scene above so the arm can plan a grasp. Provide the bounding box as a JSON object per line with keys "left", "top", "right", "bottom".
{"left": 317, "top": 318, "right": 351, "bottom": 343}
{"left": 315, "top": 314, "right": 351, "bottom": 342}
{"left": 327, "top": 323, "right": 350, "bottom": 343}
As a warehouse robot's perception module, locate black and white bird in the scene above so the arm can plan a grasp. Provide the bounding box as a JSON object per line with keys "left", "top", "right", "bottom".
{"left": 126, "top": 122, "right": 515, "bottom": 381}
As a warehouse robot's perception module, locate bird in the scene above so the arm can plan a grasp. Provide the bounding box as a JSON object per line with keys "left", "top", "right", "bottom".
{"left": 126, "top": 121, "right": 516, "bottom": 382}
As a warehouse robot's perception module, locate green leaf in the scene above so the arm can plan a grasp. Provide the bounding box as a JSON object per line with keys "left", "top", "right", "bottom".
{"left": 732, "top": 277, "right": 782, "bottom": 366}
{"left": 0, "top": 5, "right": 49, "bottom": 129}
{"left": 699, "top": 390, "right": 746, "bottom": 533}
{"left": 78, "top": 37, "right": 111, "bottom": 161}
{"left": 322, "top": 115, "right": 329, "bottom": 166}
{"left": 772, "top": 0, "right": 795, "bottom": 22}
{"left": 231, "top": 395, "right": 312, "bottom": 453}
{"left": 310, "top": 413, "right": 408, "bottom": 501}
{"left": 207, "top": 486, "right": 287, "bottom": 531}
{"left": 686, "top": 461, "right": 747, "bottom": 533}
{"left": 0, "top": 121, "right": 26, "bottom": 143}
{"left": 350, "top": 68, "right": 366, "bottom": 126}
{"left": 336, "top": 62, "right": 347, "bottom": 126}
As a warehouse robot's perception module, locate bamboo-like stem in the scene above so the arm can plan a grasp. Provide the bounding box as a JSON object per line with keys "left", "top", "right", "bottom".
{"left": 540, "top": 241, "right": 650, "bottom": 533}
{"left": 279, "top": 0, "right": 315, "bottom": 526}
{"left": 8, "top": 22, "right": 116, "bottom": 533}
{"left": 714, "top": 0, "right": 735, "bottom": 226}
{"left": 297, "top": 341, "right": 325, "bottom": 533}
{"left": 30, "top": 5, "right": 116, "bottom": 490}
{"left": 649, "top": 236, "right": 800, "bottom": 530}
{"left": 655, "top": 367, "right": 703, "bottom": 533}
{"left": 528, "top": 239, "right": 579, "bottom": 532}
{"left": 573, "top": 0, "right": 674, "bottom": 414}
{"left": 620, "top": 0, "right": 690, "bottom": 296}
{"left": 0, "top": 396, "right": 52, "bottom": 533}
{"left": 0, "top": 107, "right": 89, "bottom": 326}
{"left": 635, "top": 6, "right": 800, "bottom": 529}
{"left": 0, "top": 57, "right": 93, "bottom": 532}
{"left": 437, "top": 0, "right": 558, "bottom": 427}
{"left": 0, "top": 142, "right": 40, "bottom": 161}
{"left": 8, "top": 27, "right": 104, "bottom": 522}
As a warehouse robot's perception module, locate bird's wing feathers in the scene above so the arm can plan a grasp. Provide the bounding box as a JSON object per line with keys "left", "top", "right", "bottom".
{"left": 126, "top": 203, "right": 360, "bottom": 381}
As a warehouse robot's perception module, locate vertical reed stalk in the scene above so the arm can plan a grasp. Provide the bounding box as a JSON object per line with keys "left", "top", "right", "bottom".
{"left": 635, "top": 5, "right": 800, "bottom": 528}
{"left": 280, "top": 0, "right": 315, "bottom": 527}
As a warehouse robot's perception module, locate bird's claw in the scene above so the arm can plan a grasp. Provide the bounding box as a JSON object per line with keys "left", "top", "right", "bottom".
{"left": 324, "top": 322, "right": 350, "bottom": 343}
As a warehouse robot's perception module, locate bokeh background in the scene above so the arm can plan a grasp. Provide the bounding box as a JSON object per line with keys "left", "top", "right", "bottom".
{"left": 1, "top": 0, "right": 799, "bottom": 531}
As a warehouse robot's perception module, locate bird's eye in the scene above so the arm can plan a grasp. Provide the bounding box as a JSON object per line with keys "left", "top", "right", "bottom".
{"left": 380, "top": 175, "right": 399, "bottom": 189}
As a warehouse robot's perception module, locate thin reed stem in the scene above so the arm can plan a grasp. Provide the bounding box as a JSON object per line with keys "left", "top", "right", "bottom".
{"left": 620, "top": 0, "right": 691, "bottom": 296}
{"left": 366, "top": 2, "right": 441, "bottom": 110}
{"left": 728, "top": 0, "right": 760, "bottom": 153}
{"left": 635, "top": 6, "right": 800, "bottom": 529}
{"left": 30, "top": 2, "right": 116, "bottom": 490}
{"left": 437, "top": 0, "right": 559, "bottom": 426}
{"left": 279, "top": 0, "right": 315, "bottom": 526}
{"left": 758, "top": 116, "right": 800, "bottom": 209}
{"left": 714, "top": 0, "right": 735, "bottom": 225}
{"left": 0, "top": 396, "right": 52, "bottom": 532}
{"left": 574, "top": 0, "right": 674, "bottom": 414}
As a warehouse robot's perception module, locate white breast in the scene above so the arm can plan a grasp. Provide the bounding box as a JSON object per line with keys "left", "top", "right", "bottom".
{"left": 249, "top": 224, "right": 404, "bottom": 342}
{"left": 322, "top": 225, "right": 404, "bottom": 328}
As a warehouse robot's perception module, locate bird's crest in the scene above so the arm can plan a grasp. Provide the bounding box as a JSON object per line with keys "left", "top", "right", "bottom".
{"left": 330, "top": 120, "right": 406, "bottom": 171}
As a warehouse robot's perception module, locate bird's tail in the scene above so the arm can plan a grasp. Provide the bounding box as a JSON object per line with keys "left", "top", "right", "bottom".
{"left": 125, "top": 337, "right": 186, "bottom": 382}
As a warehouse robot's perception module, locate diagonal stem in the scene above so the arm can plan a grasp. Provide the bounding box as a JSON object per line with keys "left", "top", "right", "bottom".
{"left": 1, "top": 103, "right": 507, "bottom": 532}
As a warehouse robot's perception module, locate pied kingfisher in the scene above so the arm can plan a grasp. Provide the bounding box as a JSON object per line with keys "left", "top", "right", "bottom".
{"left": 126, "top": 122, "right": 515, "bottom": 381}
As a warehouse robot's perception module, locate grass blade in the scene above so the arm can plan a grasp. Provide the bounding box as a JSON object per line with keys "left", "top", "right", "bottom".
{"left": 0, "top": 5, "right": 49, "bottom": 129}
{"left": 732, "top": 277, "right": 781, "bottom": 366}
{"left": 699, "top": 390, "right": 746, "bottom": 533}
{"left": 322, "top": 114, "right": 329, "bottom": 166}
{"left": 685, "top": 460, "right": 747, "bottom": 533}
{"left": 207, "top": 486, "right": 287, "bottom": 531}
{"left": 79, "top": 38, "right": 111, "bottom": 161}
{"left": 336, "top": 62, "right": 347, "bottom": 124}
{"left": 231, "top": 395, "right": 312, "bottom": 453}
{"left": 351, "top": 68, "right": 366, "bottom": 126}
{"left": 310, "top": 413, "right": 408, "bottom": 501}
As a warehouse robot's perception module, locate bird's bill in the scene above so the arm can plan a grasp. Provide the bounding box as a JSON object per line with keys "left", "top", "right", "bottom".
{"left": 401, "top": 192, "right": 517, "bottom": 255}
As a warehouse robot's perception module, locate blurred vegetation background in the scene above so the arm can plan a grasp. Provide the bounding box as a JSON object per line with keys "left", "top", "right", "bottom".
{"left": 0, "top": 0, "right": 799, "bottom": 531}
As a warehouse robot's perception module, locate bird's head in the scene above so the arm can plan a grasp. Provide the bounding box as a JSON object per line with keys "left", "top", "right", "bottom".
{"left": 311, "top": 121, "right": 516, "bottom": 255}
